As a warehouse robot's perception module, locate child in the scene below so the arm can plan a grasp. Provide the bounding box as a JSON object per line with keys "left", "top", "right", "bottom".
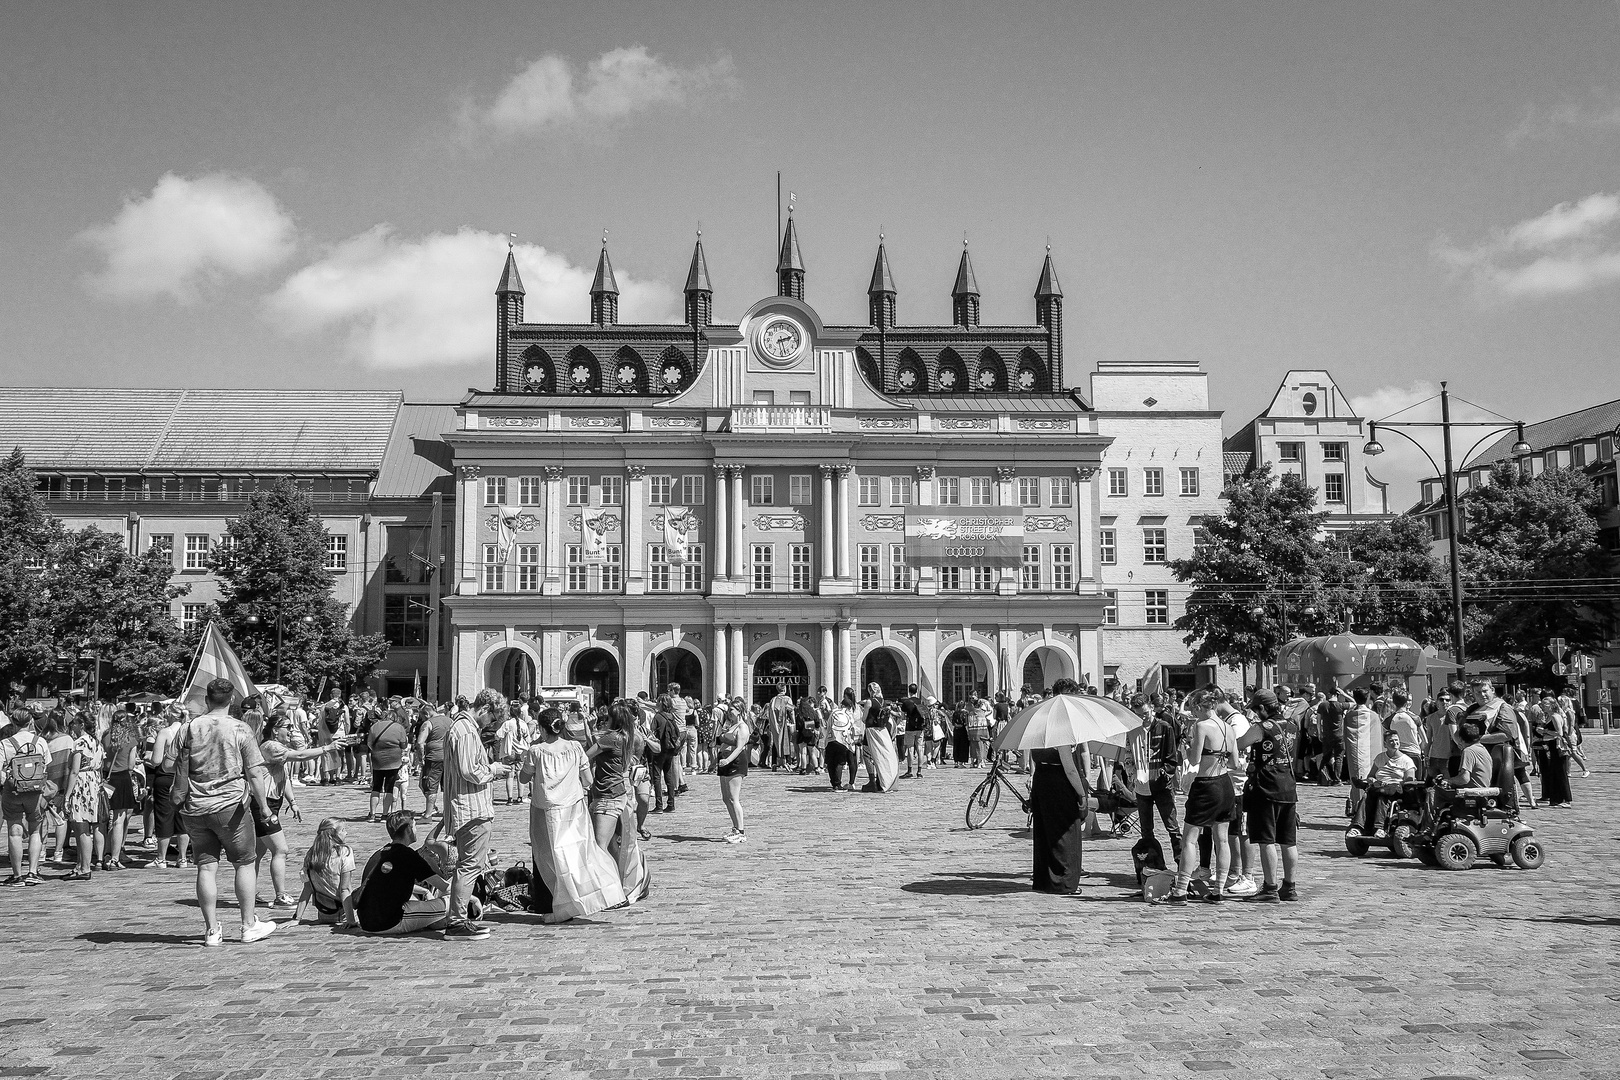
{"left": 1348, "top": 728, "right": 1416, "bottom": 839}
{"left": 296, "top": 818, "right": 357, "bottom": 927}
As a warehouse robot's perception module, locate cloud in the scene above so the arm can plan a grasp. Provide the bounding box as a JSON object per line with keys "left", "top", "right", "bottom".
{"left": 78, "top": 172, "right": 297, "bottom": 303}
{"left": 265, "top": 227, "right": 679, "bottom": 369}
{"left": 1433, "top": 192, "right": 1620, "bottom": 299}
{"left": 464, "top": 46, "right": 735, "bottom": 138}
{"left": 1507, "top": 90, "right": 1620, "bottom": 144}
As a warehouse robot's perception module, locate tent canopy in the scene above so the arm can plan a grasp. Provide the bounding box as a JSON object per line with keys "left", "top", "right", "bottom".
{"left": 1276, "top": 634, "right": 1428, "bottom": 690}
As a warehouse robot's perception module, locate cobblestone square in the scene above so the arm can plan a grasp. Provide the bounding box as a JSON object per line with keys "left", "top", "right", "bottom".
{"left": 3, "top": 743, "right": 1616, "bottom": 1080}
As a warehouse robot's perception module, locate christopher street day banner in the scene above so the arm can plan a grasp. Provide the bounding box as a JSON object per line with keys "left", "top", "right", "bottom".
{"left": 905, "top": 508, "right": 1025, "bottom": 567}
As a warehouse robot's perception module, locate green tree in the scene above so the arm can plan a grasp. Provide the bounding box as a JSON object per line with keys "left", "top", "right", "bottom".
{"left": 210, "top": 478, "right": 387, "bottom": 691}
{"left": 0, "top": 449, "right": 57, "bottom": 691}
{"left": 1170, "top": 465, "right": 1335, "bottom": 672}
{"left": 1317, "top": 516, "right": 1450, "bottom": 644}
{"left": 1458, "top": 462, "right": 1619, "bottom": 676}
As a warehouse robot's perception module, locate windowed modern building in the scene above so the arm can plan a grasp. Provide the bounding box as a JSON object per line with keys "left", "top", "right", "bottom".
{"left": 444, "top": 223, "right": 1113, "bottom": 704}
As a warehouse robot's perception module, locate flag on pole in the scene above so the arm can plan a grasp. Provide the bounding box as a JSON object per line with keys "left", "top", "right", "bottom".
{"left": 182, "top": 621, "right": 258, "bottom": 717}
{"left": 1139, "top": 662, "right": 1163, "bottom": 699}
{"left": 413, "top": 669, "right": 422, "bottom": 701}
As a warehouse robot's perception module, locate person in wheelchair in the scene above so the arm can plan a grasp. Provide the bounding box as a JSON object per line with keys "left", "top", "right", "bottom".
{"left": 1347, "top": 728, "right": 1415, "bottom": 839}
{"left": 1444, "top": 717, "right": 1493, "bottom": 791}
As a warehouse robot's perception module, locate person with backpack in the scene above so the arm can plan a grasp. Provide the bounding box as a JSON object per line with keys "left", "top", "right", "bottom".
{"left": 2, "top": 706, "right": 52, "bottom": 887}
{"left": 648, "top": 695, "right": 683, "bottom": 814}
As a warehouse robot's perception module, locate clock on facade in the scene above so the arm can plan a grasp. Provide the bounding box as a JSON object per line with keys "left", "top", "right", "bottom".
{"left": 755, "top": 317, "right": 804, "bottom": 366}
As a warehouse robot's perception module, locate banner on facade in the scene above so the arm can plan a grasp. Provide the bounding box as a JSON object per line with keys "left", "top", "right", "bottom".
{"left": 664, "top": 508, "right": 695, "bottom": 566}
{"left": 904, "top": 508, "right": 1024, "bottom": 567}
{"left": 581, "top": 507, "right": 609, "bottom": 564}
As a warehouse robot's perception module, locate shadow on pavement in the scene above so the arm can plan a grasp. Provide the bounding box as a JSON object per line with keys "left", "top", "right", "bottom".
{"left": 78, "top": 930, "right": 196, "bottom": 946}
{"left": 1498, "top": 914, "right": 1620, "bottom": 927}
{"left": 902, "top": 876, "right": 1027, "bottom": 896}
{"left": 659, "top": 834, "right": 728, "bottom": 843}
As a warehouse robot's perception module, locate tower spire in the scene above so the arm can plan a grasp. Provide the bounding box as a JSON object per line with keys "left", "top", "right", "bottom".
{"left": 867, "top": 230, "right": 896, "bottom": 330}
{"left": 777, "top": 203, "right": 804, "bottom": 300}
{"left": 495, "top": 245, "right": 525, "bottom": 391}
{"left": 1034, "top": 244, "right": 1064, "bottom": 390}
{"left": 684, "top": 229, "right": 712, "bottom": 329}
{"left": 590, "top": 232, "right": 619, "bottom": 326}
{"left": 951, "top": 237, "right": 980, "bottom": 328}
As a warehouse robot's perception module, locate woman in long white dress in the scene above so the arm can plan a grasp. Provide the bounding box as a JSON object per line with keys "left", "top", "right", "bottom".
{"left": 586, "top": 702, "right": 650, "bottom": 905}
{"left": 860, "top": 683, "right": 900, "bottom": 793}
{"left": 520, "top": 708, "right": 627, "bottom": 923}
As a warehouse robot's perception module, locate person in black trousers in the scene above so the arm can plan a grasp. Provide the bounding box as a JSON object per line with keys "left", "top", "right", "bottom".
{"left": 1029, "top": 740, "right": 1091, "bottom": 895}
{"left": 648, "top": 696, "right": 683, "bottom": 813}
{"left": 1132, "top": 695, "right": 1183, "bottom": 862}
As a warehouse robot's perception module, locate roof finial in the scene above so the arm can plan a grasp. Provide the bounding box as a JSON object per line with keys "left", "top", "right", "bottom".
{"left": 788, "top": 191, "right": 797, "bottom": 215}
{"left": 879, "top": 224, "right": 885, "bottom": 243}
{"left": 964, "top": 232, "right": 969, "bottom": 250}
{"left": 601, "top": 229, "right": 608, "bottom": 248}
{"left": 508, "top": 232, "right": 516, "bottom": 251}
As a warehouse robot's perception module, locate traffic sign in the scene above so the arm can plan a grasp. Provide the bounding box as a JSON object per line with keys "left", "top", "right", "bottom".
{"left": 1551, "top": 662, "right": 1569, "bottom": 676}
{"left": 1547, "top": 637, "right": 1567, "bottom": 661}
{"left": 1599, "top": 687, "right": 1613, "bottom": 705}
{"left": 1578, "top": 655, "right": 1596, "bottom": 675}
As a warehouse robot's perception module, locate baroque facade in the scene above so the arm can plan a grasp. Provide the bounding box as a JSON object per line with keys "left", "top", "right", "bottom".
{"left": 444, "top": 222, "right": 1112, "bottom": 704}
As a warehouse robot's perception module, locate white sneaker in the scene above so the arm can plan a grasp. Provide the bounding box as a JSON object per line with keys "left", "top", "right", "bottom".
{"left": 1226, "top": 876, "right": 1259, "bottom": 898}
{"left": 203, "top": 927, "right": 223, "bottom": 948}
{"left": 240, "top": 919, "right": 278, "bottom": 944}
{"left": 289, "top": 779, "right": 306, "bottom": 787}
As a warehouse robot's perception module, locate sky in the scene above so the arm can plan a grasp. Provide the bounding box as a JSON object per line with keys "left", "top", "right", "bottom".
{"left": 5, "top": 1, "right": 1620, "bottom": 504}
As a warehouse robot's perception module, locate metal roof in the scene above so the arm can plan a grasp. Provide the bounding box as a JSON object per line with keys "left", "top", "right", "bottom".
{"left": 1467, "top": 396, "right": 1620, "bottom": 467}
{"left": 906, "top": 394, "right": 1081, "bottom": 414}
{"left": 0, "top": 388, "right": 402, "bottom": 472}
{"left": 374, "top": 403, "right": 457, "bottom": 498}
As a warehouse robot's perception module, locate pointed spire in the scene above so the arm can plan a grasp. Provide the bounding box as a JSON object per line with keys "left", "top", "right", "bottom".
{"left": 867, "top": 234, "right": 896, "bottom": 296}
{"left": 951, "top": 238, "right": 980, "bottom": 297}
{"left": 496, "top": 247, "right": 525, "bottom": 296}
{"left": 590, "top": 233, "right": 619, "bottom": 296}
{"left": 1035, "top": 244, "right": 1062, "bottom": 298}
{"left": 777, "top": 213, "right": 804, "bottom": 300}
{"left": 684, "top": 230, "right": 711, "bottom": 294}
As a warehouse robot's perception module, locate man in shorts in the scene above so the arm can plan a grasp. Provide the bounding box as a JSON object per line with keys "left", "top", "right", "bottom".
{"left": 2, "top": 706, "right": 50, "bottom": 886}
{"left": 164, "top": 678, "right": 278, "bottom": 945}
{"left": 416, "top": 706, "right": 453, "bottom": 819}
{"left": 1244, "top": 688, "right": 1300, "bottom": 902}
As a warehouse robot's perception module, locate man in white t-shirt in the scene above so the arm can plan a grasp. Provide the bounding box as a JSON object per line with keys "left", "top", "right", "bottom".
{"left": 2, "top": 708, "right": 51, "bottom": 887}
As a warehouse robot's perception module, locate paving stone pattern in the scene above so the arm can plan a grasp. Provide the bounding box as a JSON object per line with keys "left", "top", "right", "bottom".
{"left": 2, "top": 741, "right": 1618, "bottom": 1079}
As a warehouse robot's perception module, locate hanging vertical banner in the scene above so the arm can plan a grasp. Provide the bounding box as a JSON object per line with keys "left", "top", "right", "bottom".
{"left": 495, "top": 506, "right": 521, "bottom": 562}
{"left": 905, "top": 508, "right": 1024, "bottom": 567}
{"left": 581, "top": 507, "right": 609, "bottom": 564}
{"left": 664, "top": 508, "right": 694, "bottom": 566}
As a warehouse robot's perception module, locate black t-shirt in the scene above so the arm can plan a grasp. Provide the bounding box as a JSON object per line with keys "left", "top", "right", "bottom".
{"left": 1318, "top": 700, "right": 1347, "bottom": 743}
{"left": 356, "top": 843, "right": 438, "bottom": 933}
{"left": 900, "top": 696, "right": 928, "bottom": 734}
{"left": 1248, "top": 716, "right": 1299, "bottom": 804}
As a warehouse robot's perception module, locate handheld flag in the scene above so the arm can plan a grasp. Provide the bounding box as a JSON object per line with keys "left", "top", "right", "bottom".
{"left": 182, "top": 621, "right": 258, "bottom": 717}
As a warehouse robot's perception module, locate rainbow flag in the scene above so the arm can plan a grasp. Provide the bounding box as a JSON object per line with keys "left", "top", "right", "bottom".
{"left": 182, "top": 621, "right": 258, "bottom": 716}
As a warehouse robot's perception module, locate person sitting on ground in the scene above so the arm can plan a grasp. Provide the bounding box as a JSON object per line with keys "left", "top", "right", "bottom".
{"left": 295, "top": 817, "right": 357, "bottom": 928}
{"left": 354, "top": 811, "right": 451, "bottom": 935}
{"left": 1348, "top": 727, "right": 1416, "bottom": 840}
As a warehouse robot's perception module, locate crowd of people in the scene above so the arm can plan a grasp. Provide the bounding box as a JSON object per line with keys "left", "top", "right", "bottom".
{"left": 0, "top": 671, "right": 1594, "bottom": 939}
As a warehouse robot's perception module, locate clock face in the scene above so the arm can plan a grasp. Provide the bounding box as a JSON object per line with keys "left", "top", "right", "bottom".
{"left": 758, "top": 318, "right": 803, "bottom": 363}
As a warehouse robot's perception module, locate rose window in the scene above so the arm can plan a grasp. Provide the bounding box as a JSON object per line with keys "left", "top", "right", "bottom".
{"left": 978, "top": 368, "right": 998, "bottom": 390}
{"left": 1017, "top": 368, "right": 1036, "bottom": 390}
{"left": 897, "top": 367, "right": 917, "bottom": 390}
{"left": 571, "top": 364, "right": 591, "bottom": 388}
{"left": 662, "top": 364, "right": 683, "bottom": 389}
{"left": 617, "top": 363, "right": 638, "bottom": 390}
{"left": 524, "top": 363, "right": 546, "bottom": 390}
{"left": 938, "top": 368, "right": 958, "bottom": 390}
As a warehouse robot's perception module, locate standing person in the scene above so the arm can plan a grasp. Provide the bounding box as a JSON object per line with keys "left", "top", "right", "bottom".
{"left": 795, "top": 692, "right": 824, "bottom": 776}
{"left": 101, "top": 709, "right": 143, "bottom": 870}
{"left": 696, "top": 698, "right": 720, "bottom": 775}
{"left": 824, "top": 689, "right": 859, "bottom": 792}
{"left": 859, "top": 684, "right": 900, "bottom": 793}
{"left": 951, "top": 700, "right": 970, "bottom": 768}
{"left": 366, "top": 705, "right": 412, "bottom": 822}
{"left": 1, "top": 707, "right": 51, "bottom": 887}
{"left": 257, "top": 713, "right": 346, "bottom": 908}
{"left": 965, "top": 693, "right": 990, "bottom": 768}
{"left": 1469, "top": 678, "right": 1534, "bottom": 814}
{"left": 518, "top": 707, "right": 626, "bottom": 923}
{"left": 665, "top": 683, "right": 691, "bottom": 795}
{"left": 1427, "top": 685, "right": 1464, "bottom": 781}
{"left": 147, "top": 706, "right": 191, "bottom": 871}
{"left": 648, "top": 695, "right": 683, "bottom": 814}
{"left": 63, "top": 715, "right": 104, "bottom": 881}
{"left": 415, "top": 705, "right": 453, "bottom": 819}
{"left": 439, "top": 690, "right": 512, "bottom": 939}
{"left": 1165, "top": 689, "right": 1238, "bottom": 905}
{"left": 1340, "top": 688, "right": 1382, "bottom": 815}
{"left": 1530, "top": 691, "right": 1572, "bottom": 808}
{"left": 317, "top": 690, "right": 346, "bottom": 786}
{"left": 1316, "top": 689, "right": 1346, "bottom": 784}
{"left": 1129, "top": 693, "right": 1183, "bottom": 864}
{"left": 1556, "top": 685, "right": 1591, "bottom": 777}
{"left": 41, "top": 712, "right": 74, "bottom": 867}
{"left": 767, "top": 687, "right": 795, "bottom": 771}
{"left": 714, "top": 699, "right": 750, "bottom": 843}
{"left": 163, "top": 678, "right": 278, "bottom": 946}
{"left": 1244, "top": 689, "right": 1301, "bottom": 902}
{"left": 586, "top": 701, "right": 652, "bottom": 896}
{"left": 1028, "top": 738, "right": 1091, "bottom": 895}
{"left": 922, "top": 695, "right": 946, "bottom": 769}
{"left": 898, "top": 684, "right": 927, "bottom": 779}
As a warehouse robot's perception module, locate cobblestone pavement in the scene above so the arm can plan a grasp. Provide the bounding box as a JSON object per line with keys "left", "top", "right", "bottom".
{"left": 2, "top": 739, "right": 1618, "bottom": 1080}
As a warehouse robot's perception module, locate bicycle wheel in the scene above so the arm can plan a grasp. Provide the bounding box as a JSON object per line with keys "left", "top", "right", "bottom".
{"left": 965, "top": 776, "right": 1001, "bottom": 830}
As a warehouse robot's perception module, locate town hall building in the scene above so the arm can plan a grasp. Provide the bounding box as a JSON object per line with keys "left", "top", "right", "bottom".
{"left": 443, "top": 219, "right": 1115, "bottom": 705}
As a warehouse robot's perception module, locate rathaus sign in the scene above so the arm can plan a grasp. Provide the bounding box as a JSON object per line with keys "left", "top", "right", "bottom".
{"left": 442, "top": 218, "right": 1115, "bottom": 707}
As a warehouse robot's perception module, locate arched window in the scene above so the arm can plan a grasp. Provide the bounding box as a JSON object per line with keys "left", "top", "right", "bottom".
{"left": 612, "top": 346, "right": 645, "bottom": 394}
{"left": 655, "top": 346, "right": 689, "bottom": 393}
{"left": 975, "top": 348, "right": 1006, "bottom": 392}
{"left": 565, "top": 346, "right": 599, "bottom": 394}
{"left": 520, "top": 345, "right": 554, "bottom": 394}
{"left": 855, "top": 346, "right": 880, "bottom": 388}
{"left": 936, "top": 348, "right": 967, "bottom": 393}
{"left": 1016, "top": 348, "right": 1047, "bottom": 393}
{"left": 895, "top": 347, "right": 925, "bottom": 393}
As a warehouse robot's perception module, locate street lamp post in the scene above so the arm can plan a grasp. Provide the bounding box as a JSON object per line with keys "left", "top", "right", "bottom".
{"left": 1364, "top": 381, "right": 1531, "bottom": 672}
{"left": 246, "top": 581, "right": 315, "bottom": 684}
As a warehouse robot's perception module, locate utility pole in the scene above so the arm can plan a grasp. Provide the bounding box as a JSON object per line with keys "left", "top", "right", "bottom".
{"left": 1440, "top": 383, "right": 1467, "bottom": 672}
{"left": 427, "top": 492, "right": 442, "bottom": 702}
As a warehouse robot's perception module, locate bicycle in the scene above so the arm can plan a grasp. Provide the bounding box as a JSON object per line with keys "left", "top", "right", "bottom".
{"left": 965, "top": 753, "right": 1033, "bottom": 830}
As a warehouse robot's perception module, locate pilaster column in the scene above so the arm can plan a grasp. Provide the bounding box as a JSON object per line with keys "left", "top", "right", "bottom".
{"left": 625, "top": 465, "right": 646, "bottom": 594}
{"left": 996, "top": 466, "right": 1018, "bottom": 593}
{"left": 820, "top": 623, "right": 836, "bottom": 695}
{"left": 915, "top": 465, "right": 936, "bottom": 595}
{"left": 1076, "top": 465, "right": 1098, "bottom": 581}
{"left": 458, "top": 466, "right": 482, "bottom": 594}
{"left": 836, "top": 619, "right": 853, "bottom": 693}
{"left": 729, "top": 465, "right": 746, "bottom": 580}
{"left": 834, "top": 465, "right": 852, "bottom": 580}
{"left": 730, "top": 622, "right": 746, "bottom": 700}
{"left": 712, "top": 463, "right": 729, "bottom": 582}
{"left": 713, "top": 623, "right": 729, "bottom": 701}
{"left": 819, "top": 464, "right": 836, "bottom": 579}
{"left": 542, "top": 465, "right": 564, "bottom": 595}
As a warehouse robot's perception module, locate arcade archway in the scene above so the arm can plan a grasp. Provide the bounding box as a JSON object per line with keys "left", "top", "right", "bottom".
{"left": 569, "top": 647, "right": 620, "bottom": 703}
{"left": 752, "top": 646, "right": 808, "bottom": 706}
{"left": 940, "top": 646, "right": 989, "bottom": 705}
{"left": 860, "top": 647, "right": 908, "bottom": 701}
{"left": 487, "top": 647, "right": 536, "bottom": 699}
{"left": 653, "top": 646, "right": 703, "bottom": 700}
{"left": 1020, "top": 646, "right": 1076, "bottom": 696}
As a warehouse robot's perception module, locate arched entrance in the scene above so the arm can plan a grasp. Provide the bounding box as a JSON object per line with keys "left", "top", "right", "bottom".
{"left": 1021, "top": 646, "right": 1076, "bottom": 697}
{"left": 940, "top": 647, "right": 988, "bottom": 705}
{"left": 752, "top": 646, "right": 808, "bottom": 706}
{"left": 569, "top": 647, "right": 620, "bottom": 703}
{"left": 653, "top": 646, "right": 703, "bottom": 699}
{"left": 860, "top": 647, "right": 907, "bottom": 701}
{"left": 487, "top": 648, "right": 536, "bottom": 699}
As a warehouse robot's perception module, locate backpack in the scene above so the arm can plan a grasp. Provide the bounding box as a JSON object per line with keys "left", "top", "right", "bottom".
{"left": 5, "top": 735, "right": 49, "bottom": 795}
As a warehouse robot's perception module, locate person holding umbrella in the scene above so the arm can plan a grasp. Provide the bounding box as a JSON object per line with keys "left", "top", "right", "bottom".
{"left": 994, "top": 678, "right": 1142, "bottom": 897}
